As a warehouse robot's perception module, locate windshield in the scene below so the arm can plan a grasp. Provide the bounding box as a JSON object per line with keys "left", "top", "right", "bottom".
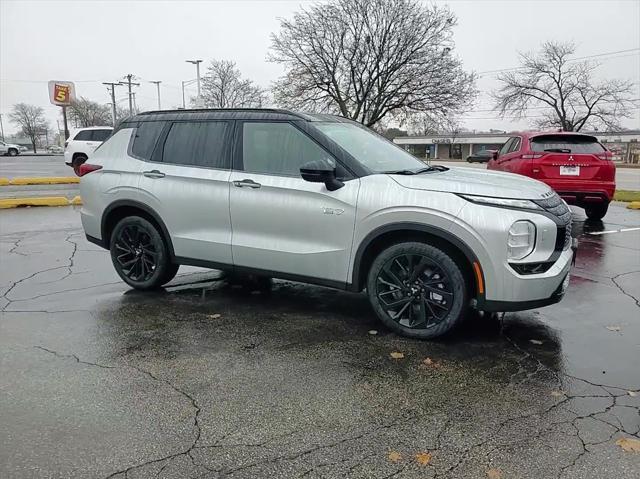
{"left": 315, "top": 122, "right": 425, "bottom": 173}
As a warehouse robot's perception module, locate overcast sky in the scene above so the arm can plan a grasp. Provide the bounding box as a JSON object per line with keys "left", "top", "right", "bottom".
{"left": 1, "top": 0, "right": 639, "bottom": 136}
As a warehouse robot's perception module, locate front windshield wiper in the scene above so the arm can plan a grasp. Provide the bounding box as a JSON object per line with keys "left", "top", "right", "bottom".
{"left": 382, "top": 165, "right": 449, "bottom": 175}
{"left": 544, "top": 148, "right": 571, "bottom": 153}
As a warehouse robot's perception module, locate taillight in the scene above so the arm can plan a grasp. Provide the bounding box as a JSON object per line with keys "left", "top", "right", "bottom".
{"left": 78, "top": 164, "right": 102, "bottom": 176}
{"left": 521, "top": 154, "right": 544, "bottom": 159}
{"left": 596, "top": 152, "right": 612, "bottom": 160}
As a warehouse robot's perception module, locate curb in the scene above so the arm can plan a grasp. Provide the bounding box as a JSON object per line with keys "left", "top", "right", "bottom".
{"left": 628, "top": 201, "right": 640, "bottom": 210}
{"left": 0, "top": 196, "right": 83, "bottom": 209}
{"left": 1, "top": 177, "right": 79, "bottom": 186}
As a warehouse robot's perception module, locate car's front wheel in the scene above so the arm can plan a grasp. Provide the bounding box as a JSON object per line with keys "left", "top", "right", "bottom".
{"left": 8, "top": 148, "right": 18, "bottom": 156}
{"left": 366, "top": 242, "right": 468, "bottom": 339}
{"left": 585, "top": 203, "right": 609, "bottom": 221}
{"left": 110, "top": 216, "right": 173, "bottom": 290}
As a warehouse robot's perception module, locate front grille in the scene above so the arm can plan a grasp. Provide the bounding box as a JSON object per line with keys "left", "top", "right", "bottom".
{"left": 534, "top": 192, "right": 572, "bottom": 250}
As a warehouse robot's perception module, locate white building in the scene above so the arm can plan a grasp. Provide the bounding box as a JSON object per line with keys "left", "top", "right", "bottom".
{"left": 393, "top": 130, "right": 640, "bottom": 163}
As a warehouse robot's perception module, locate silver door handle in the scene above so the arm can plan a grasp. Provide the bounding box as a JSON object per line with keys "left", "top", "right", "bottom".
{"left": 233, "top": 179, "right": 261, "bottom": 188}
{"left": 143, "top": 170, "right": 165, "bottom": 179}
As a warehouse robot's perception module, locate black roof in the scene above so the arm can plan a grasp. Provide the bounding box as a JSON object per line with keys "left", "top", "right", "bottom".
{"left": 127, "top": 108, "right": 348, "bottom": 123}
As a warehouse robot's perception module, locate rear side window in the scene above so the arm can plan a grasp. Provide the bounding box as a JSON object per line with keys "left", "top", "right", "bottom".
{"left": 242, "top": 122, "right": 332, "bottom": 176}
{"left": 74, "top": 130, "right": 92, "bottom": 141}
{"left": 530, "top": 135, "right": 605, "bottom": 154}
{"left": 131, "top": 121, "right": 165, "bottom": 160}
{"left": 162, "top": 121, "right": 229, "bottom": 169}
{"left": 91, "top": 129, "right": 112, "bottom": 142}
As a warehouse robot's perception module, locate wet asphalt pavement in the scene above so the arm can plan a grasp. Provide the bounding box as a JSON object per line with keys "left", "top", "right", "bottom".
{"left": 1, "top": 205, "right": 639, "bottom": 478}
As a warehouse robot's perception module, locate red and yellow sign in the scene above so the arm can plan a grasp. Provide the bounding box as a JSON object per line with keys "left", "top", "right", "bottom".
{"left": 48, "top": 80, "right": 75, "bottom": 106}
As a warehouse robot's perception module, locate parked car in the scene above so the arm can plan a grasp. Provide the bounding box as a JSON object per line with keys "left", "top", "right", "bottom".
{"left": 79, "top": 109, "right": 575, "bottom": 339}
{"left": 47, "top": 145, "right": 64, "bottom": 154}
{"left": 466, "top": 149, "right": 496, "bottom": 163}
{"left": 487, "top": 131, "right": 615, "bottom": 220}
{"left": 64, "top": 126, "right": 113, "bottom": 175}
{"left": 0, "top": 140, "right": 21, "bottom": 156}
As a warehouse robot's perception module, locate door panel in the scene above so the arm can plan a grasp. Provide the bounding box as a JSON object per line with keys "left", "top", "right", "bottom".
{"left": 137, "top": 120, "right": 234, "bottom": 263}
{"left": 229, "top": 172, "right": 360, "bottom": 283}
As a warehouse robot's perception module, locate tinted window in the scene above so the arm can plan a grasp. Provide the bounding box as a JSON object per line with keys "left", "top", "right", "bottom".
{"left": 131, "top": 121, "right": 165, "bottom": 160}
{"left": 243, "top": 122, "right": 332, "bottom": 176}
{"left": 509, "top": 137, "right": 521, "bottom": 153}
{"left": 498, "top": 138, "right": 514, "bottom": 156}
{"left": 530, "top": 135, "right": 605, "bottom": 154}
{"left": 91, "top": 129, "right": 112, "bottom": 142}
{"left": 162, "top": 121, "right": 229, "bottom": 168}
{"left": 74, "top": 130, "right": 92, "bottom": 141}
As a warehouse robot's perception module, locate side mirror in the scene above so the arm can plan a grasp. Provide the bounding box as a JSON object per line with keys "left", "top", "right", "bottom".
{"left": 491, "top": 151, "right": 499, "bottom": 160}
{"left": 300, "top": 159, "right": 344, "bottom": 191}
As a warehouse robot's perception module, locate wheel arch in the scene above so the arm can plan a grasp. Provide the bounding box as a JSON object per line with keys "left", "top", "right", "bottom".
{"left": 350, "top": 223, "right": 484, "bottom": 300}
{"left": 72, "top": 152, "right": 88, "bottom": 162}
{"left": 101, "top": 200, "right": 175, "bottom": 257}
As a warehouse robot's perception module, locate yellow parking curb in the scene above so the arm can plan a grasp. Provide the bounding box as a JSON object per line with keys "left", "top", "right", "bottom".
{"left": 70, "top": 195, "right": 83, "bottom": 205}
{"left": 7, "top": 177, "right": 79, "bottom": 185}
{"left": 0, "top": 197, "right": 76, "bottom": 209}
{"left": 628, "top": 201, "right": 640, "bottom": 210}
{"left": 0, "top": 178, "right": 9, "bottom": 186}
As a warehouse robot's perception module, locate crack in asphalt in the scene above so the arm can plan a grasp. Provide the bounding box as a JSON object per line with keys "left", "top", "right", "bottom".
{"left": 611, "top": 270, "right": 640, "bottom": 309}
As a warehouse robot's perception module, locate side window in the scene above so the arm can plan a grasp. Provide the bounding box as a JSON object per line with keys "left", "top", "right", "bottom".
{"left": 242, "top": 122, "right": 333, "bottom": 176}
{"left": 74, "top": 130, "right": 93, "bottom": 141}
{"left": 509, "top": 137, "right": 521, "bottom": 153}
{"left": 91, "top": 129, "right": 112, "bottom": 142}
{"left": 131, "top": 121, "right": 165, "bottom": 160}
{"left": 162, "top": 121, "right": 229, "bottom": 169}
{"left": 498, "top": 138, "right": 514, "bottom": 156}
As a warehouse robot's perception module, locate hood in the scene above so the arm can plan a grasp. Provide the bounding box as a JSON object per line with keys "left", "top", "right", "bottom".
{"left": 389, "top": 166, "right": 553, "bottom": 200}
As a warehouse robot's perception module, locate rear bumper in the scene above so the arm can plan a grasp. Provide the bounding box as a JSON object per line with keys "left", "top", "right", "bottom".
{"left": 540, "top": 179, "right": 615, "bottom": 204}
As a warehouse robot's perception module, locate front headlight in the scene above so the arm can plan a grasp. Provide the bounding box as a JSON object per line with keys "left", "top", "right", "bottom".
{"left": 508, "top": 220, "right": 536, "bottom": 260}
{"left": 458, "top": 194, "right": 542, "bottom": 210}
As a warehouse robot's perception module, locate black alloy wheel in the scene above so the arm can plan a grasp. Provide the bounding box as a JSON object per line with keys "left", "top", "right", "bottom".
{"left": 367, "top": 242, "right": 467, "bottom": 339}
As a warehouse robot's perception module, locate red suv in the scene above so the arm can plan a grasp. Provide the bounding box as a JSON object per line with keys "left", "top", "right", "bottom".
{"left": 487, "top": 131, "right": 615, "bottom": 220}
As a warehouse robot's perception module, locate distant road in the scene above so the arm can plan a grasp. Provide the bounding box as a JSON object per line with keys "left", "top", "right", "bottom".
{"left": 434, "top": 160, "right": 640, "bottom": 191}
{"left": 1, "top": 155, "right": 638, "bottom": 191}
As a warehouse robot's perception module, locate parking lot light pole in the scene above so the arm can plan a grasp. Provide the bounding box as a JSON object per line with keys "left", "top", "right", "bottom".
{"left": 185, "top": 60, "right": 203, "bottom": 107}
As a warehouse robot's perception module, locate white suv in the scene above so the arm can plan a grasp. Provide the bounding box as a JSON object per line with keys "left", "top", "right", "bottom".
{"left": 0, "top": 140, "right": 21, "bottom": 156}
{"left": 64, "top": 126, "right": 113, "bottom": 174}
{"left": 79, "top": 109, "right": 575, "bottom": 339}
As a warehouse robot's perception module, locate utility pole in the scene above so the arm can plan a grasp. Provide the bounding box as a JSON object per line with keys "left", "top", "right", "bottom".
{"left": 132, "top": 92, "right": 137, "bottom": 113}
{"left": 119, "top": 74, "right": 140, "bottom": 116}
{"left": 102, "top": 82, "right": 120, "bottom": 126}
{"left": 0, "top": 113, "right": 5, "bottom": 141}
{"left": 186, "top": 60, "right": 203, "bottom": 107}
{"left": 150, "top": 81, "right": 162, "bottom": 110}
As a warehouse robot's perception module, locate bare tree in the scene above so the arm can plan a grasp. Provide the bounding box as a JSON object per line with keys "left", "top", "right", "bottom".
{"left": 269, "top": 0, "right": 476, "bottom": 127}
{"left": 493, "top": 41, "right": 636, "bottom": 132}
{"left": 199, "top": 59, "right": 266, "bottom": 108}
{"left": 9, "top": 103, "right": 48, "bottom": 153}
{"left": 68, "top": 97, "right": 112, "bottom": 127}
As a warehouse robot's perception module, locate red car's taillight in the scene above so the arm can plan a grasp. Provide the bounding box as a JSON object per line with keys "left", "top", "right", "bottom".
{"left": 78, "top": 164, "right": 102, "bottom": 176}
{"left": 596, "top": 152, "right": 612, "bottom": 160}
{"left": 521, "top": 154, "right": 544, "bottom": 159}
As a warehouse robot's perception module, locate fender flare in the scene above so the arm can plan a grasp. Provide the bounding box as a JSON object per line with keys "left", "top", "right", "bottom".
{"left": 101, "top": 199, "right": 175, "bottom": 257}
{"left": 350, "top": 222, "right": 484, "bottom": 295}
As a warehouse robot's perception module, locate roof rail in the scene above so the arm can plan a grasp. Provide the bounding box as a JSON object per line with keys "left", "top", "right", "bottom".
{"left": 137, "top": 108, "right": 305, "bottom": 119}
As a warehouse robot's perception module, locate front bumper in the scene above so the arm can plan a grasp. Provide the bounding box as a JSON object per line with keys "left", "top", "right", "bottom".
{"left": 478, "top": 239, "right": 576, "bottom": 312}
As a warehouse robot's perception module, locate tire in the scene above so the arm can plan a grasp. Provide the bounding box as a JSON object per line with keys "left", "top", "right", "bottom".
{"left": 110, "top": 216, "right": 172, "bottom": 290}
{"left": 366, "top": 242, "right": 468, "bottom": 339}
{"left": 585, "top": 203, "right": 609, "bottom": 221}
{"left": 72, "top": 154, "right": 88, "bottom": 176}
{"left": 8, "top": 148, "right": 18, "bottom": 157}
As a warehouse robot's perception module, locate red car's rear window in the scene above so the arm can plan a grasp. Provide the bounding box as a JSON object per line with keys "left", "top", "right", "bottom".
{"left": 530, "top": 134, "right": 605, "bottom": 154}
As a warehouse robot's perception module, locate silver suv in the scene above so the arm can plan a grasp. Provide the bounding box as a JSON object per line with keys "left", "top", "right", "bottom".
{"left": 79, "top": 109, "right": 575, "bottom": 339}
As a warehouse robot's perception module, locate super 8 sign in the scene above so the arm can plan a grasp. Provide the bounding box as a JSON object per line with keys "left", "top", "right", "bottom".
{"left": 48, "top": 81, "right": 76, "bottom": 106}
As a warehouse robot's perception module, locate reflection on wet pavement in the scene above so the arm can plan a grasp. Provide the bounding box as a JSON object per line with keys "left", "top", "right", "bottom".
{"left": 0, "top": 204, "right": 638, "bottom": 478}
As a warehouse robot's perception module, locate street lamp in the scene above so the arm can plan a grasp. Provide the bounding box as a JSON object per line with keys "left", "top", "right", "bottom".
{"left": 181, "top": 78, "right": 198, "bottom": 109}
{"left": 185, "top": 59, "right": 203, "bottom": 107}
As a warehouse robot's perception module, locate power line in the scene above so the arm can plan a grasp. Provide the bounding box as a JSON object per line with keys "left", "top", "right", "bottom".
{"left": 477, "top": 47, "right": 640, "bottom": 76}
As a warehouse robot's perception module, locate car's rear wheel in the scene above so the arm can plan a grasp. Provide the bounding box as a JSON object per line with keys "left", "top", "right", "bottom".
{"left": 585, "top": 203, "right": 609, "bottom": 221}
{"left": 366, "top": 242, "right": 468, "bottom": 339}
{"left": 110, "top": 216, "right": 172, "bottom": 290}
{"left": 8, "top": 148, "right": 18, "bottom": 156}
{"left": 72, "top": 154, "right": 87, "bottom": 176}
